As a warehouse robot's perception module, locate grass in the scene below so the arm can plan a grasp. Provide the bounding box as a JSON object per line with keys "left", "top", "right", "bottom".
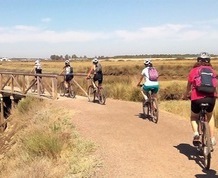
{"left": 0, "top": 59, "right": 218, "bottom": 124}
{"left": 0, "top": 97, "right": 100, "bottom": 178}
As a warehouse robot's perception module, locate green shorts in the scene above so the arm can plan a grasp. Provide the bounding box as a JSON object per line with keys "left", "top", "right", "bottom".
{"left": 142, "top": 84, "right": 159, "bottom": 93}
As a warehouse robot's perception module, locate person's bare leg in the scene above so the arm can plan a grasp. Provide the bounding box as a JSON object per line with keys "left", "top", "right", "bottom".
{"left": 191, "top": 111, "right": 199, "bottom": 134}
{"left": 207, "top": 112, "right": 216, "bottom": 146}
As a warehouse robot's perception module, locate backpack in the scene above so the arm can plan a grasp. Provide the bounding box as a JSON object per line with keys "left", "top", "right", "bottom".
{"left": 95, "top": 63, "right": 102, "bottom": 74}
{"left": 70, "top": 66, "right": 73, "bottom": 74}
{"left": 194, "top": 66, "right": 217, "bottom": 94}
{"left": 148, "top": 67, "right": 159, "bottom": 81}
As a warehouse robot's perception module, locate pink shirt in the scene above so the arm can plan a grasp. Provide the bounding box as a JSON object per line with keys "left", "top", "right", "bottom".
{"left": 188, "top": 66, "right": 217, "bottom": 101}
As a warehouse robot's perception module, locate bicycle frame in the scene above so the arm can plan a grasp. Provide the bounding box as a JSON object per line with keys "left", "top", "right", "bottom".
{"left": 59, "top": 77, "right": 76, "bottom": 98}
{"left": 140, "top": 86, "right": 158, "bottom": 123}
{"left": 31, "top": 77, "right": 44, "bottom": 95}
{"left": 87, "top": 77, "right": 106, "bottom": 105}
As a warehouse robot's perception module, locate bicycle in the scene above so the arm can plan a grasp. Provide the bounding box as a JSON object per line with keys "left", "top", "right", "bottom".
{"left": 87, "top": 77, "right": 106, "bottom": 105}
{"left": 196, "top": 103, "right": 213, "bottom": 170}
{"left": 59, "top": 79, "right": 76, "bottom": 98}
{"left": 139, "top": 85, "right": 159, "bottom": 123}
{"left": 30, "top": 77, "right": 44, "bottom": 95}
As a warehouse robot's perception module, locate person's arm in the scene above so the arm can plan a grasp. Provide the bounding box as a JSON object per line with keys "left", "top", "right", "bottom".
{"left": 183, "top": 81, "right": 192, "bottom": 99}
{"left": 137, "top": 75, "right": 144, "bottom": 86}
{"left": 30, "top": 67, "right": 35, "bottom": 73}
{"left": 86, "top": 66, "right": 94, "bottom": 79}
{"left": 59, "top": 67, "right": 65, "bottom": 75}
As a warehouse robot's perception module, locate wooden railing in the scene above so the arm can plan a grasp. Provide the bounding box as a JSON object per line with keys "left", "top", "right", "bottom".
{"left": 0, "top": 72, "right": 89, "bottom": 131}
{"left": 0, "top": 72, "right": 89, "bottom": 100}
{"left": 0, "top": 72, "right": 59, "bottom": 99}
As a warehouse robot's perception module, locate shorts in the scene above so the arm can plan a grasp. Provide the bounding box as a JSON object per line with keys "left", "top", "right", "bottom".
{"left": 191, "top": 97, "right": 216, "bottom": 114}
{"left": 142, "top": 84, "right": 159, "bottom": 94}
{"left": 93, "top": 73, "right": 103, "bottom": 85}
{"left": 35, "top": 71, "right": 42, "bottom": 79}
{"left": 65, "top": 74, "right": 73, "bottom": 82}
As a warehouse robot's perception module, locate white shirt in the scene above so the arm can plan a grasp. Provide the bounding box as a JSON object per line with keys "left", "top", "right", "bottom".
{"left": 141, "top": 67, "right": 159, "bottom": 86}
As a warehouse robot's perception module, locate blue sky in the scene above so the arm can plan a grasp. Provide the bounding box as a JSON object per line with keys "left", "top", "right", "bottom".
{"left": 0, "top": 0, "right": 218, "bottom": 58}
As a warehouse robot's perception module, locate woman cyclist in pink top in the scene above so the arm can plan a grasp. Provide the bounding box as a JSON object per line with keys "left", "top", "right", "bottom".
{"left": 183, "top": 52, "right": 217, "bottom": 147}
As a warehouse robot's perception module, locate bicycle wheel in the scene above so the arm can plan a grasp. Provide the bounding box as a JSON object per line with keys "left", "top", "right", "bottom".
{"left": 30, "top": 79, "right": 37, "bottom": 93}
{"left": 142, "top": 100, "right": 149, "bottom": 119}
{"left": 98, "top": 87, "right": 106, "bottom": 105}
{"left": 39, "top": 82, "right": 45, "bottom": 95}
{"left": 59, "top": 82, "right": 66, "bottom": 97}
{"left": 151, "top": 99, "right": 159, "bottom": 123}
{"left": 202, "top": 122, "right": 211, "bottom": 170}
{"left": 68, "top": 83, "right": 76, "bottom": 98}
{"left": 88, "top": 85, "right": 95, "bottom": 102}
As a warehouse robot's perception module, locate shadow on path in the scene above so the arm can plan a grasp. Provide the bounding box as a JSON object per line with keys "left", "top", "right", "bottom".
{"left": 174, "top": 143, "right": 217, "bottom": 178}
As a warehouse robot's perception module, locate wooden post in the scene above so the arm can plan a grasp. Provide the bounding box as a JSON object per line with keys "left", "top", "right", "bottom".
{"left": 22, "top": 75, "right": 25, "bottom": 94}
{"left": 0, "top": 94, "right": 4, "bottom": 132}
{"left": 73, "top": 79, "right": 89, "bottom": 97}
{"left": 37, "top": 76, "right": 40, "bottom": 97}
{"left": 52, "top": 77, "right": 58, "bottom": 99}
{"left": 10, "top": 95, "right": 15, "bottom": 111}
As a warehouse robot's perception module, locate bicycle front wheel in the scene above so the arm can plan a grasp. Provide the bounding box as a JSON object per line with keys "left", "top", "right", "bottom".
{"left": 68, "top": 84, "right": 76, "bottom": 98}
{"left": 151, "top": 99, "right": 159, "bottom": 123}
{"left": 59, "top": 82, "right": 66, "bottom": 97}
{"left": 88, "top": 85, "right": 95, "bottom": 102}
{"left": 98, "top": 87, "right": 106, "bottom": 105}
{"left": 202, "top": 122, "right": 211, "bottom": 170}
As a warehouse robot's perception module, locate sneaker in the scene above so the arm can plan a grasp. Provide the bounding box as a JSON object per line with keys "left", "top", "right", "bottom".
{"left": 193, "top": 135, "right": 201, "bottom": 146}
{"left": 211, "top": 137, "right": 216, "bottom": 146}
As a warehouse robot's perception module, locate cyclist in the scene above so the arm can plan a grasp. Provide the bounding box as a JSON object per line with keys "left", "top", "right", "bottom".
{"left": 31, "top": 59, "right": 42, "bottom": 78}
{"left": 137, "top": 59, "right": 159, "bottom": 102}
{"left": 86, "top": 57, "right": 103, "bottom": 90}
{"left": 183, "top": 52, "right": 217, "bottom": 147}
{"left": 59, "top": 60, "right": 74, "bottom": 91}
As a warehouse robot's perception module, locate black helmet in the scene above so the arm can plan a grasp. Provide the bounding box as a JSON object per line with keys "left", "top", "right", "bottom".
{"left": 197, "top": 52, "right": 211, "bottom": 63}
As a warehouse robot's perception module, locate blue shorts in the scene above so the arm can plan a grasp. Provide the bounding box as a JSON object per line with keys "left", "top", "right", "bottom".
{"left": 142, "top": 84, "right": 159, "bottom": 94}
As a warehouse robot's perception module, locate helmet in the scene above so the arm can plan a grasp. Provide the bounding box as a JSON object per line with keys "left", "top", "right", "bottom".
{"left": 144, "top": 59, "right": 152, "bottom": 65}
{"left": 35, "top": 60, "right": 40, "bottom": 65}
{"left": 92, "top": 58, "right": 98, "bottom": 64}
{"left": 197, "top": 52, "right": 211, "bottom": 63}
{"left": 65, "top": 60, "right": 70, "bottom": 65}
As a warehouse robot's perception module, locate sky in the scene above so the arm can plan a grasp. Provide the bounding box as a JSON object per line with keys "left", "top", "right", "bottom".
{"left": 0, "top": 0, "right": 218, "bottom": 58}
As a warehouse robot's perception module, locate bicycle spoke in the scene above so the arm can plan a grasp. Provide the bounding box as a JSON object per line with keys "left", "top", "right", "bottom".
{"left": 203, "top": 122, "right": 211, "bottom": 170}
{"left": 98, "top": 88, "right": 106, "bottom": 105}
{"left": 88, "top": 85, "right": 95, "bottom": 102}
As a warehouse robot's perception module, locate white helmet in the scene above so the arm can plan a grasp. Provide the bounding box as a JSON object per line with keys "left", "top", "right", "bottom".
{"left": 35, "top": 60, "right": 40, "bottom": 66}
{"left": 65, "top": 60, "right": 70, "bottom": 65}
{"left": 92, "top": 58, "right": 98, "bottom": 64}
{"left": 144, "top": 59, "right": 152, "bottom": 65}
{"left": 197, "top": 52, "right": 211, "bottom": 63}
{"left": 35, "top": 59, "right": 40, "bottom": 64}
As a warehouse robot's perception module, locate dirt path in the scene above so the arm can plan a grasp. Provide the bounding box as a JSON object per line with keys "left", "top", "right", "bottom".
{"left": 55, "top": 96, "right": 218, "bottom": 178}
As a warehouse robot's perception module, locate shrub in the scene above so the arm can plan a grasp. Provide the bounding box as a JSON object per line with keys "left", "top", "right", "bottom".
{"left": 159, "top": 82, "right": 186, "bottom": 100}
{"left": 22, "top": 131, "right": 63, "bottom": 159}
{"left": 17, "top": 97, "right": 42, "bottom": 114}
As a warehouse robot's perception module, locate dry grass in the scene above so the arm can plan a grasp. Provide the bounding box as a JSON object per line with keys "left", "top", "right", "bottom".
{"left": 0, "top": 59, "right": 218, "bottom": 124}
{"left": 0, "top": 97, "right": 100, "bottom": 178}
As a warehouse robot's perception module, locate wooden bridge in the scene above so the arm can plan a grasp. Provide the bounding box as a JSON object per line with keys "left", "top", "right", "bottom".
{"left": 0, "top": 71, "right": 88, "bottom": 131}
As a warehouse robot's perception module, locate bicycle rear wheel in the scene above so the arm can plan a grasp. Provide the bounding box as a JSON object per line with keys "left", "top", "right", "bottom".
{"left": 59, "top": 82, "right": 66, "bottom": 97}
{"left": 30, "top": 79, "right": 37, "bottom": 93}
{"left": 142, "top": 100, "right": 149, "bottom": 119}
{"left": 98, "top": 87, "right": 106, "bottom": 105}
{"left": 151, "top": 99, "right": 159, "bottom": 123}
{"left": 202, "top": 122, "right": 211, "bottom": 170}
{"left": 88, "top": 85, "right": 96, "bottom": 102}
